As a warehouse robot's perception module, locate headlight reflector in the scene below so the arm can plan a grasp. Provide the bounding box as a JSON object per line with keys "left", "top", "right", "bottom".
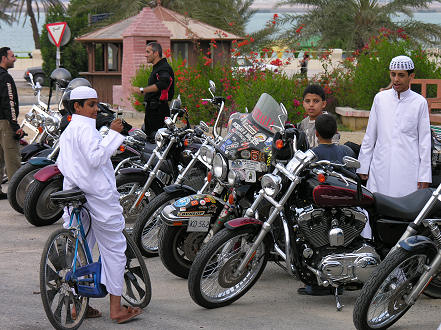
{"left": 261, "top": 174, "right": 282, "bottom": 197}
{"left": 213, "top": 153, "right": 228, "bottom": 180}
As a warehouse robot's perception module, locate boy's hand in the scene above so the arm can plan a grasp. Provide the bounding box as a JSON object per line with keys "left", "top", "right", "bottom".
{"left": 358, "top": 174, "right": 368, "bottom": 180}
{"left": 110, "top": 119, "right": 124, "bottom": 133}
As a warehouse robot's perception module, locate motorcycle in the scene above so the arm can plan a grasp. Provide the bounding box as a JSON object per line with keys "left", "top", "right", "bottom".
{"left": 353, "top": 187, "right": 441, "bottom": 329}
{"left": 131, "top": 81, "right": 225, "bottom": 258}
{"left": 187, "top": 125, "right": 441, "bottom": 310}
{"left": 115, "top": 96, "right": 207, "bottom": 230}
{"left": 156, "top": 92, "right": 288, "bottom": 278}
{"left": 22, "top": 111, "right": 135, "bottom": 227}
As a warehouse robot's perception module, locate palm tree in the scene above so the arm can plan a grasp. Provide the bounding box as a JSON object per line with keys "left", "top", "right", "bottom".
{"left": 0, "top": 0, "right": 16, "bottom": 25}
{"left": 278, "top": 0, "right": 441, "bottom": 49}
{"left": 0, "top": 0, "right": 66, "bottom": 49}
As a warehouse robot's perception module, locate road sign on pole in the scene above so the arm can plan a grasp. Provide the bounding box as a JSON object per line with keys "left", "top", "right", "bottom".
{"left": 46, "top": 22, "right": 67, "bottom": 47}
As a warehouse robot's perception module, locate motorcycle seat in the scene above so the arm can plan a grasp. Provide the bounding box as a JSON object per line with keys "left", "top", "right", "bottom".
{"left": 374, "top": 188, "right": 441, "bottom": 220}
{"left": 50, "top": 188, "right": 87, "bottom": 206}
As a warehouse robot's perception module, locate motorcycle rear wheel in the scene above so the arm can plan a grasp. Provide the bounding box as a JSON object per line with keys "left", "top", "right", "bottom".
{"left": 132, "top": 190, "right": 189, "bottom": 257}
{"left": 7, "top": 162, "right": 41, "bottom": 214}
{"left": 353, "top": 248, "right": 432, "bottom": 330}
{"left": 23, "top": 177, "right": 63, "bottom": 226}
{"left": 188, "top": 227, "right": 269, "bottom": 309}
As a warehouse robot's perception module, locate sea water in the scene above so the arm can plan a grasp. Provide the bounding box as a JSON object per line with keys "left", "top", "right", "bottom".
{"left": 1, "top": 11, "right": 441, "bottom": 52}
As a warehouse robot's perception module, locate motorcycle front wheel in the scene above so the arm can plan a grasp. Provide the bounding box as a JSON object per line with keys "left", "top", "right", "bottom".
{"left": 132, "top": 190, "right": 190, "bottom": 257}
{"left": 188, "top": 227, "right": 269, "bottom": 309}
{"left": 23, "top": 177, "right": 63, "bottom": 226}
{"left": 353, "top": 248, "right": 433, "bottom": 330}
{"left": 116, "top": 173, "right": 162, "bottom": 232}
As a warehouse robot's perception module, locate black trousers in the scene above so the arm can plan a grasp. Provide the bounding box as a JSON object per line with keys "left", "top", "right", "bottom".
{"left": 144, "top": 102, "right": 170, "bottom": 139}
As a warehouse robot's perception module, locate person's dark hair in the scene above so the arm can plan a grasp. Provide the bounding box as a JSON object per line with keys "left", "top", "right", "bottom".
{"left": 0, "top": 47, "right": 10, "bottom": 61}
{"left": 303, "top": 84, "right": 326, "bottom": 101}
{"left": 407, "top": 69, "right": 414, "bottom": 75}
{"left": 315, "top": 113, "right": 337, "bottom": 139}
{"left": 69, "top": 99, "right": 86, "bottom": 113}
{"left": 147, "top": 42, "right": 162, "bottom": 57}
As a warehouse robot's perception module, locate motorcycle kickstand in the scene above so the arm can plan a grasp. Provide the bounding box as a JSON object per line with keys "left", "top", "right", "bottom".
{"left": 335, "top": 288, "right": 344, "bottom": 311}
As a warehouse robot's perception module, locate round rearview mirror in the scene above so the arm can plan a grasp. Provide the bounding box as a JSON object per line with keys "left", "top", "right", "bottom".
{"left": 209, "top": 80, "right": 216, "bottom": 93}
{"left": 199, "top": 121, "right": 209, "bottom": 132}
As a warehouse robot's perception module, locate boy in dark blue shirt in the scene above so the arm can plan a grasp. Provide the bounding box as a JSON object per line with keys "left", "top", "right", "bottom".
{"left": 312, "top": 113, "right": 355, "bottom": 162}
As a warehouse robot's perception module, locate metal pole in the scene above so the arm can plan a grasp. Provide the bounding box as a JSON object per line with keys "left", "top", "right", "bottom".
{"left": 56, "top": 47, "right": 60, "bottom": 68}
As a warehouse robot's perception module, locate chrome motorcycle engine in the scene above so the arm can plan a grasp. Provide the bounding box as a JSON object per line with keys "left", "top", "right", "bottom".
{"left": 296, "top": 207, "right": 367, "bottom": 248}
{"left": 317, "top": 244, "right": 381, "bottom": 284}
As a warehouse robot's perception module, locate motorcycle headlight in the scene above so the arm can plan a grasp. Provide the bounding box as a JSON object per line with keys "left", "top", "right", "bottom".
{"left": 227, "top": 170, "right": 238, "bottom": 186}
{"left": 200, "top": 145, "right": 215, "bottom": 165}
{"left": 36, "top": 114, "right": 45, "bottom": 125}
{"left": 261, "top": 174, "right": 282, "bottom": 197}
{"left": 155, "top": 128, "right": 168, "bottom": 148}
{"left": 44, "top": 116, "right": 60, "bottom": 133}
{"left": 213, "top": 153, "right": 228, "bottom": 180}
{"left": 25, "top": 111, "right": 34, "bottom": 122}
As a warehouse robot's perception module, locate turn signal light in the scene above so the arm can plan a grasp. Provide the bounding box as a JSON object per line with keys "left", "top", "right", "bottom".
{"left": 207, "top": 171, "right": 212, "bottom": 183}
{"left": 275, "top": 139, "right": 284, "bottom": 149}
{"left": 119, "top": 145, "right": 125, "bottom": 152}
{"left": 67, "top": 115, "right": 72, "bottom": 122}
{"left": 184, "top": 139, "right": 190, "bottom": 147}
{"left": 228, "top": 193, "right": 235, "bottom": 204}
{"left": 38, "top": 126, "right": 43, "bottom": 133}
{"left": 317, "top": 173, "right": 326, "bottom": 183}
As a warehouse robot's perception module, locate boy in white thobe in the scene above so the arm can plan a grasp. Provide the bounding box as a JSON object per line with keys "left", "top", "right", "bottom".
{"left": 358, "top": 55, "right": 432, "bottom": 198}
{"left": 57, "top": 86, "right": 142, "bottom": 323}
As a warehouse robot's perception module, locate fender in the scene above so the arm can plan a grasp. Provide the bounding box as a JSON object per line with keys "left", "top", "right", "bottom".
{"left": 118, "top": 167, "right": 146, "bottom": 175}
{"left": 399, "top": 235, "right": 438, "bottom": 254}
{"left": 28, "top": 157, "right": 56, "bottom": 167}
{"left": 20, "top": 143, "right": 48, "bottom": 162}
{"left": 224, "top": 217, "right": 263, "bottom": 230}
{"left": 163, "top": 184, "right": 197, "bottom": 195}
{"left": 33, "top": 164, "right": 62, "bottom": 182}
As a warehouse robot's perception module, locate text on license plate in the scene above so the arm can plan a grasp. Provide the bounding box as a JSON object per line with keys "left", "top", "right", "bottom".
{"left": 187, "top": 217, "right": 211, "bottom": 232}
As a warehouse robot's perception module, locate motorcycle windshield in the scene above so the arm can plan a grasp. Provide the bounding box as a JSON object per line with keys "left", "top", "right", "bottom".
{"left": 218, "top": 93, "right": 287, "bottom": 158}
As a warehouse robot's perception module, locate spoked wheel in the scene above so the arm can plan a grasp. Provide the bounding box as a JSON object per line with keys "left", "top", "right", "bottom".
{"left": 188, "top": 227, "right": 269, "bottom": 309}
{"left": 133, "top": 190, "right": 191, "bottom": 257}
{"left": 116, "top": 174, "right": 161, "bottom": 233}
{"left": 353, "top": 248, "right": 431, "bottom": 330}
{"left": 40, "top": 229, "right": 89, "bottom": 330}
{"left": 122, "top": 230, "right": 152, "bottom": 308}
{"left": 24, "top": 177, "right": 63, "bottom": 226}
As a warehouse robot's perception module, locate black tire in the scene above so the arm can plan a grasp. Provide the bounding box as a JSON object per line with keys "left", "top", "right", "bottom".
{"left": 132, "top": 189, "right": 190, "bottom": 257}
{"left": 7, "top": 162, "right": 42, "bottom": 214}
{"left": 353, "top": 248, "right": 433, "bottom": 330}
{"left": 40, "top": 228, "right": 89, "bottom": 330}
{"left": 116, "top": 173, "right": 162, "bottom": 232}
{"left": 23, "top": 177, "right": 63, "bottom": 226}
{"left": 158, "top": 222, "right": 207, "bottom": 279}
{"left": 188, "top": 227, "right": 269, "bottom": 309}
{"left": 122, "top": 230, "right": 152, "bottom": 308}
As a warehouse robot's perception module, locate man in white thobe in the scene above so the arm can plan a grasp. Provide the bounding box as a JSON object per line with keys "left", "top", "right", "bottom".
{"left": 358, "top": 55, "right": 432, "bottom": 198}
{"left": 57, "top": 86, "right": 142, "bottom": 323}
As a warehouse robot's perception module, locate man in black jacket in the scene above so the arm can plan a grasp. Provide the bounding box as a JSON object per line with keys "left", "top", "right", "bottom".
{"left": 135, "top": 42, "right": 174, "bottom": 139}
{"left": 0, "top": 47, "right": 23, "bottom": 199}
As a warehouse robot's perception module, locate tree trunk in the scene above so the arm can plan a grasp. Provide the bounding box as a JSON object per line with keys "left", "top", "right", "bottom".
{"left": 26, "top": 0, "right": 41, "bottom": 49}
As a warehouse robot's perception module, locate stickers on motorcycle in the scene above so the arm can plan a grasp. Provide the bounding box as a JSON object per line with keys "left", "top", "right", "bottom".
{"left": 191, "top": 200, "right": 199, "bottom": 206}
{"left": 177, "top": 211, "right": 205, "bottom": 217}
{"left": 240, "top": 150, "right": 251, "bottom": 159}
{"left": 229, "top": 159, "right": 267, "bottom": 172}
{"left": 251, "top": 150, "right": 259, "bottom": 161}
{"left": 174, "top": 196, "right": 191, "bottom": 207}
{"left": 200, "top": 199, "right": 206, "bottom": 206}
{"left": 254, "top": 133, "right": 267, "bottom": 142}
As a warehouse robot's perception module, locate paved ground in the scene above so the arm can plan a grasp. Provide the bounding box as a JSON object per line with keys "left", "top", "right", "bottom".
{"left": 1, "top": 194, "right": 441, "bottom": 330}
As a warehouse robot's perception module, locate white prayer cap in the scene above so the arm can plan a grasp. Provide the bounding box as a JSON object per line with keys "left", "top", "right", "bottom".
{"left": 70, "top": 86, "right": 98, "bottom": 100}
{"left": 389, "top": 55, "right": 414, "bottom": 71}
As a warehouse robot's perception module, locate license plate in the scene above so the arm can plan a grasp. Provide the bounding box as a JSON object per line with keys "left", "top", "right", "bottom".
{"left": 245, "top": 170, "right": 256, "bottom": 182}
{"left": 187, "top": 217, "right": 211, "bottom": 232}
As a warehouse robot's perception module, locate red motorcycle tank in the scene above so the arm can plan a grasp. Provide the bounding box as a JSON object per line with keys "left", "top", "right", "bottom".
{"left": 306, "top": 175, "right": 375, "bottom": 207}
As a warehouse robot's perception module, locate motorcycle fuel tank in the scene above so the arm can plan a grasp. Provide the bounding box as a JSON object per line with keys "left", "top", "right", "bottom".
{"left": 308, "top": 176, "right": 375, "bottom": 207}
